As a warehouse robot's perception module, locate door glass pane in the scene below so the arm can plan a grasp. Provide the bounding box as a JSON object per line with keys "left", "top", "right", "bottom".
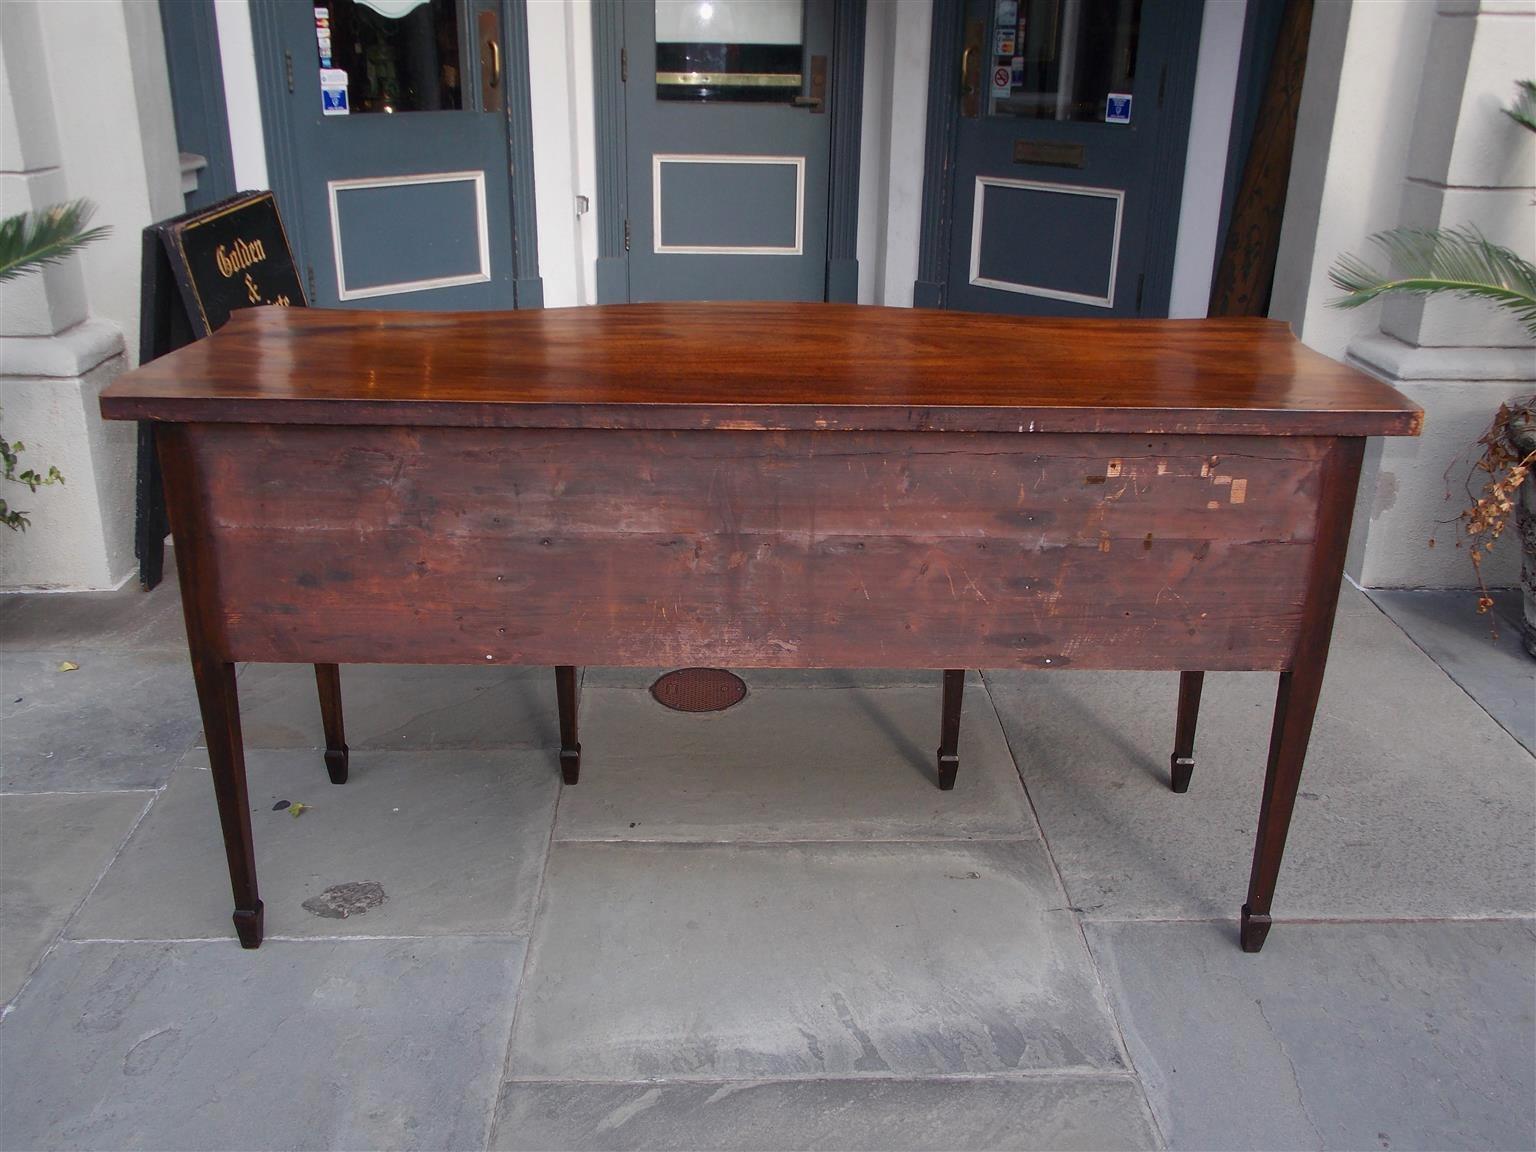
{"left": 313, "top": 0, "right": 463, "bottom": 115}
{"left": 655, "top": 0, "right": 804, "bottom": 103}
{"left": 987, "top": 0, "right": 1141, "bottom": 122}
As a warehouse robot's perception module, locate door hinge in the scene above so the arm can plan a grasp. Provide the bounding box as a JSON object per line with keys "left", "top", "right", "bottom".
{"left": 1157, "top": 65, "right": 1166, "bottom": 109}
{"left": 1135, "top": 273, "right": 1145, "bottom": 313}
{"left": 620, "top": 47, "right": 627, "bottom": 83}
{"left": 623, "top": 219, "right": 631, "bottom": 252}
{"left": 307, "top": 264, "right": 317, "bottom": 303}
{"left": 285, "top": 50, "right": 295, "bottom": 94}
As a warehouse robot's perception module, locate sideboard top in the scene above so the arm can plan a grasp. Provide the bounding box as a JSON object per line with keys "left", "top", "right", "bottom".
{"left": 100, "top": 303, "right": 1422, "bottom": 437}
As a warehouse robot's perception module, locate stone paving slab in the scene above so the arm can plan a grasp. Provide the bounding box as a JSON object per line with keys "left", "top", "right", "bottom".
{"left": 225, "top": 663, "right": 559, "bottom": 751}
{"left": 509, "top": 840, "right": 1125, "bottom": 1080}
{"left": 1086, "top": 919, "right": 1536, "bottom": 1152}
{"left": 490, "top": 1077, "right": 1159, "bottom": 1151}
{"left": 0, "top": 582, "right": 186, "bottom": 654}
{"left": 985, "top": 591, "right": 1536, "bottom": 920}
{"left": 1367, "top": 586, "right": 1534, "bottom": 754}
{"left": 68, "top": 748, "right": 559, "bottom": 940}
{"left": 0, "top": 937, "right": 525, "bottom": 1151}
{"left": 555, "top": 684, "right": 1034, "bottom": 842}
{"left": 0, "top": 653, "right": 202, "bottom": 792}
{"left": 0, "top": 792, "right": 151, "bottom": 1005}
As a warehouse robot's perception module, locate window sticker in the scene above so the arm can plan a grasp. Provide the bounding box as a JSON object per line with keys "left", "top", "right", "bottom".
{"left": 321, "top": 67, "right": 350, "bottom": 115}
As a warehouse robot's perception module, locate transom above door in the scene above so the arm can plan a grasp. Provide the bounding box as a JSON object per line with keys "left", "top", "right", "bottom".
{"left": 621, "top": 0, "right": 835, "bottom": 302}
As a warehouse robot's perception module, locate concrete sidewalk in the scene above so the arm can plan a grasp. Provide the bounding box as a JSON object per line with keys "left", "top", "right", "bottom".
{"left": 1, "top": 575, "right": 1531, "bottom": 1151}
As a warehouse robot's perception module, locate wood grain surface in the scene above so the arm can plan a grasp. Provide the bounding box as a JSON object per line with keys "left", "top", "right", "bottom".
{"left": 167, "top": 423, "right": 1331, "bottom": 671}
{"left": 101, "top": 304, "right": 1421, "bottom": 438}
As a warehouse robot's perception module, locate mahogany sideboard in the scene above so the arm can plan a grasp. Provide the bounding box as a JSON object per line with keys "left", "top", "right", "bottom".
{"left": 100, "top": 302, "right": 1421, "bottom": 952}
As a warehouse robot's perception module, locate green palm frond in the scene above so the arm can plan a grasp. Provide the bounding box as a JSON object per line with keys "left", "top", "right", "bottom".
{"left": 1328, "top": 225, "right": 1536, "bottom": 337}
{"left": 1505, "top": 79, "right": 1536, "bottom": 133}
{"left": 0, "top": 200, "right": 110, "bottom": 285}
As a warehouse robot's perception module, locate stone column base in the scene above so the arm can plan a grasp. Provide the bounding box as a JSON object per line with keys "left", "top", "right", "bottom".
{"left": 0, "top": 320, "right": 134, "bottom": 591}
{"left": 1345, "top": 333, "right": 1536, "bottom": 592}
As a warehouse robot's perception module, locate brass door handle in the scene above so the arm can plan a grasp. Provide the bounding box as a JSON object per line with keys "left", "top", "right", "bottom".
{"left": 959, "top": 19, "right": 984, "bottom": 117}
{"left": 487, "top": 39, "right": 501, "bottom": 89}
{"left": 796, "top": 53, "right": 827, "bottom": 113}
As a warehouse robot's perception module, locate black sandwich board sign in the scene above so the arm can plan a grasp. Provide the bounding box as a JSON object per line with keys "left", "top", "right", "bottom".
{"left": 136, "top": 190, "right": 306, "bottom": 588}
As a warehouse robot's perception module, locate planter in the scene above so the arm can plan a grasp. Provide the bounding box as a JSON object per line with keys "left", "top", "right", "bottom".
{"left": 1514, "top": 415, "right": 1536, "bottom": 659}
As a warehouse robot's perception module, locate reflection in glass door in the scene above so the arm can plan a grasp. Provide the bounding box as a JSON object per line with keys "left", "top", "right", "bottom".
{"left": 260, "top": 0, "right": 522, "bottom": 310}
{"left": 319, "top": 0, "right": 466, "bottom": 114}
{"left": 987, "top": 0, "right": 1141, "bottom": 123}
{"left": 654, "top": 0, "right": 805, "bottom": 103}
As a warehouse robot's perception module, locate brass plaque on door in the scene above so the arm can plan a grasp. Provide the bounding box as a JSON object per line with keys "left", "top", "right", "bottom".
{"left": 1013, "top": 140, "right": 1086, "bottom": 169}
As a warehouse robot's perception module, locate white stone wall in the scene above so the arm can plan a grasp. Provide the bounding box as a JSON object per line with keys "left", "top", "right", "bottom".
{"left": 0, "top": 0, "right": 181, "bottom": 591}
{"left": 855, "top": 0, "right": 933, "bottom": 306}
{"left": 1274, "top": 0, "right": 1535, "bottom": 589}
{"left": 0, "top": 336, "right": 135, "bottom": 591}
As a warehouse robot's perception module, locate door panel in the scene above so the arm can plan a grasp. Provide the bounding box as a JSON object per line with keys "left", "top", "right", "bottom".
{"left": 269, "top": 0, "right": 516, "bottom": 310}
{"left": 969, "top": 177, "right": 1123, "bottom": 305}
{"left": 946, "top": 0, "right": 1199, "bottom": 317}
{"left": 625, "top": 0, "right": 834, "bottom": 301}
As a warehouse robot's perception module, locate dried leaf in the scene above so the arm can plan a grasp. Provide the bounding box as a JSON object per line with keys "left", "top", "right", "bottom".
{"left": 57, "top": 660, "right": 78, "bottom": 672}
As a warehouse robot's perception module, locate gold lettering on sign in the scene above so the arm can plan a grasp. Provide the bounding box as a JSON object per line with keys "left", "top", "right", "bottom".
{"left": 215, "top": 236, "right": 268, "bottom": 278}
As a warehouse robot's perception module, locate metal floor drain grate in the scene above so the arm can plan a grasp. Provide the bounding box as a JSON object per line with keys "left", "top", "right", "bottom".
{"left": 650, "top": 667, "right": 747, "bottom": 712}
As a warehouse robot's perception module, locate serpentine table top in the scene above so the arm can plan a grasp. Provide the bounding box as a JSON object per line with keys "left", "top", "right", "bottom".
{"left": 101, "top": 302, "right": 1420, "bottom": 437}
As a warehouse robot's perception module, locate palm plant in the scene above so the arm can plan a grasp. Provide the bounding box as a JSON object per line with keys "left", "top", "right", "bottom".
{"left": 1328, "top": 225, "right": 1536, "bottom": 338}
{"left": 1327, "top": 80, "right": 1535, "bottom": 639}
{"left": 0, "top": 199, "right": 110, "bottom": 530}
{"left": 0, "top": 199, "right": 110, "bottom": 285}
{"left": 1504, "top": 78, "right": 1536, "bottom": 133}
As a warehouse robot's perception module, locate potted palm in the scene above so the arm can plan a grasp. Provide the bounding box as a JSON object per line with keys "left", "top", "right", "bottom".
{"left": 1329, "top": 82, "right": 1536, "bottom": 656}
{"left": 0, "top": 199, "right": 109, "bottom": 530}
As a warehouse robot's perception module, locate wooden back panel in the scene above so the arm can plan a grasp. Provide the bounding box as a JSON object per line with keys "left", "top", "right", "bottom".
{"left": 162, "top": 423, "right": 1335, "bottom": 671}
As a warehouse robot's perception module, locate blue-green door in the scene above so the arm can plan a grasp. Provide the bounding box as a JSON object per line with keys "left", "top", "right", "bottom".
{"left": 945, "top": 0, "right": 1201, "bottom": 316}
{"left": 263, "top": 0, "right": 518, "bottom": 309}
{"left": 622, "top": 0, "right": 835, "bottom": 301}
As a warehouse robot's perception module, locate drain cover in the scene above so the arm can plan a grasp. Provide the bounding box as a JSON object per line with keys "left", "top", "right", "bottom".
{"left": 650, "top": 667, "right": 747, "bottom": 712}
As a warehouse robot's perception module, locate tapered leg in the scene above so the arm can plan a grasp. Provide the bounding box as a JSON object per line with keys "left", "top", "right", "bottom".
{"left": 936, "top": 669, "right": 965, "bottom": 791}
{"left": 158, "top": 424, "right": 263, "bottom": 948}
{"left": 1170, "top": 671, "right": 1204, "bottom": 793}
{"left": 314, "top": 663, "right": 348, "bottom": 784}
{"left": 190, "top": 654, "right": 263, "bottom": 948}
{"left": 556, "top": 665, "right": 580, "bottom": 784}
{"left": 1240, "top": 437, "right": 1364, "bottom": 953}
{"left": 1242, "top": 665, "right": 1328, "bottom": 952}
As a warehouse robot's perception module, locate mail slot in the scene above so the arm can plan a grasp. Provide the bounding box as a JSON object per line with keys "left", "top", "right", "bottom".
{"left": 1013, "top": 140, "right": 1087, "bottom": 169}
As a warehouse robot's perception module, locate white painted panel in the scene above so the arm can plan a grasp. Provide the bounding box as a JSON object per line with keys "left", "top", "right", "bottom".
{"left": 529, "top": 0, "right": 591, "bottom": 307}
{"left": 968, "top": 176, "right": 1124, "bottom": 307}
{"left": 652, "top": 154, "right": 805, "bottom": 254}
{"left": 328, "top": 170, "right": 490, "bottom": 300}
{"left": 1168, "top": 0, "right": 1246, "bottom": 318}
{"left": 212, "top": 0, "right": 268, "bottom": 192}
